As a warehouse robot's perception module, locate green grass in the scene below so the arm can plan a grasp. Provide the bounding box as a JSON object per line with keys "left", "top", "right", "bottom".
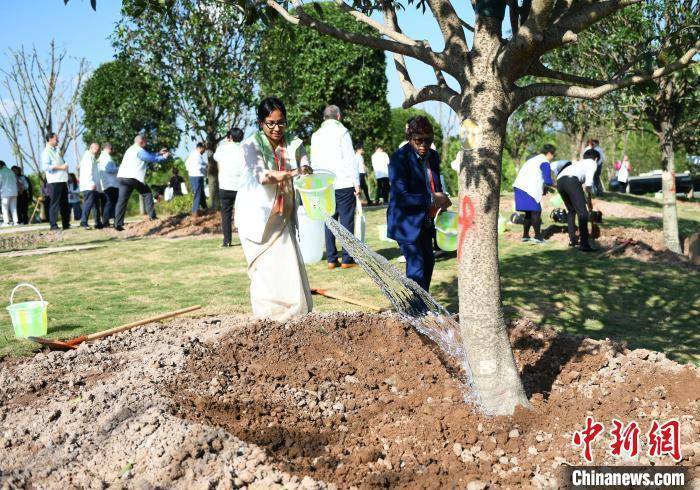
{"left": 1, "top": 194, "right": 698, "bottom": 363}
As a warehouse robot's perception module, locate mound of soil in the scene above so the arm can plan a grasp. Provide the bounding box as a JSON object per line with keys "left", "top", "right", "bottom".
{"left": 1, "top": 314, "right": 698, "bottom": 488}
{"left": 0, "top": 231, "right": 62, "bottom": 252}
{"left": 123, "top": 210, "right": 222, "bottom": 238}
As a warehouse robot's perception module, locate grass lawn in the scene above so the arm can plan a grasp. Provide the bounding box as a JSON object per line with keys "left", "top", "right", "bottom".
{"left": 1, "top": 195, "right": 698, "bottom": 363}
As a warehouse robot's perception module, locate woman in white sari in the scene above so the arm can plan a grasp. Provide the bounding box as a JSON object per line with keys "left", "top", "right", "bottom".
{"left": 235, "top": 97, "right": 314, "bottom": 321}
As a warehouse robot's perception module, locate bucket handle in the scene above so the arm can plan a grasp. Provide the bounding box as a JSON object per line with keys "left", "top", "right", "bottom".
{"left": 10, "top": 283, "right": 44, "bottom": 306}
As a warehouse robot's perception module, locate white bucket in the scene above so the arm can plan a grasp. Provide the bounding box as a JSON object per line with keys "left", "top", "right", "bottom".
{"left": 296, "top": 205, "right": 324, "bottom": 264}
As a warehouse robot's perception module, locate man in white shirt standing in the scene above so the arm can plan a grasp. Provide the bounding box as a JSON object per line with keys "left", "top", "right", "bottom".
{"left": 213, "top": 127, "right": 245, "bottom": 247}
{"left": 114, "top": 134, "right": 170, "bottom": 231}
{"left": 40, "top": 132, "right": 70, "bottom": 230}
{"left": 98, "top": 142, "right": 119, "bottom": 228}
{"left": 556, "top": 149, "right": 600, "bottom": 252}
{"left": 583, "top": 138, "right": 605, "bottom": 196}
{"left": 371, "top": 145, "right": 390, "bottom": 205}
{"left": 78, "top": 142, "right": 103, "bottom": 230}
{"left": 186, "top": 142, "right": 208, "bottom": 215}
{"left": 355, "top": 144, "right": 373, "bottom": 205}
{"left": 311, "top": 105, "right": 360, "bottom": 269}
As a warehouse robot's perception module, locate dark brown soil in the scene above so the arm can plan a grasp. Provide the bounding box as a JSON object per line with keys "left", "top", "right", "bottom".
{"left": 123, "top": 210, "right": 222, "bottom": 238}
{"left": 168, "top": 313, "right": 700, "bottom": 488}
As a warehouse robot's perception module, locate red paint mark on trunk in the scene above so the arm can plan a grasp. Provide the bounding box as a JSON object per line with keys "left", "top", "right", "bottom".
{"left": 458, "top": 196, "right": 475, "bottom": 261}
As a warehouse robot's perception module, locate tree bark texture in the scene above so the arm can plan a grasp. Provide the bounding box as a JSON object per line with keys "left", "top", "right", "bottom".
{"left": 659, "top": 120, "right": 682, "bottom": 254}
{"left": 455, "top": 18, "right": 530, "bottom": 416}
{"left": 206, "top": 133, "right": 220, "bottom": 211}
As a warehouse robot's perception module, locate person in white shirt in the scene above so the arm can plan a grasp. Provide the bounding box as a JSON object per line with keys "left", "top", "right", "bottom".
{"left": 40, "top": 132, "right": 70, "bottom": 230}
{"left": 583, "top": 138, "right": 605, "bottom": 196}
{"left": 114, "top": 134, "right": 170, "bottom": 231}
{"left": 311, "top": 105, "right": 360, "bottom": 269}
{"left": 355, "top": 144, "right": 373, "bottom": 205}
{"left": 213, "top": 127, "right": 245, "bottom": 247}
{"left": 0, "top": 160, "right": 19, "bottom": 226}
{"left": 616, "top": 154, "right": 631, "bottom": 193}
{"left": 512, "top": 144, "right": 556, "bottom": 244}
{"left": 98, "top": 142, "right": 120, "bottom": 227}
{"left": 78, "top": 142, "right": 103, "bottom": 230}
{"left": 185, "top": 142, "right": 208, "bottom": 214}
{"left": 556, "top": 149, "right": 600, "bottom": 251}
{"left": 371, "top": 145, "right": 390, "bottom": 204}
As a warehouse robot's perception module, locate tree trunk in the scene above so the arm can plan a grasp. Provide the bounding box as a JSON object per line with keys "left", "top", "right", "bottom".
{"left": 457, "top": 90, "right": 530, "bottom": 416}
{"left": 206, "top": 132, "right": 220, "bottom": 211}
{"left": 659, "top": 120, "right": 682, "bottom": 254}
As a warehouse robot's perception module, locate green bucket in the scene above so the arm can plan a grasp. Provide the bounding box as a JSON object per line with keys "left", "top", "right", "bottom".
{"left": 435, "top": 210, "right": 458, "bottom": 252}
{"left": 295, "top": 171, "right": 336, "bottom": 221}
{"left": 6, "top": 283, "right": 48, "bottom": 339}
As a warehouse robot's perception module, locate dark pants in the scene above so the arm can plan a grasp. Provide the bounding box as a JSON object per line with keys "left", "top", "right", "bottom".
{"left": 70, "top": 202, "right": 81, "bottom": 221}
{"left": 80, "top": 190, "right": 103, "bottom": 227}
{"left": 325, "top": 187, "right": 356, "bottom": 264}
{"left": 618, "top": 181, "right": 627, "bottom": 193}
{"left": 592, "top": 164, "right": 604, "bottom": 196}
{"left": 49, "top": 182, "right": 70, "bottom": 229}
{"left": 17, "top": 193, "right": 29, "bottom": 224}
{"left": 102, "top": 187, "right": 119, "bottom": 226}
{"left": 523, "top": 210, "right": 542, "bottom": 239}
{"left": 557, "top": 176, "right": 590, "bottom": 248}
{"left": 375, "top": 177, "right": 389, "bottom": 204}
{"left": 189, "top": 176, "right": 207, "bottom": 213}
{"left": 399, "top": 223, "right": 435, "bottom": 291}
{"left": 359, "top": 173, "right": 372, "bottom": 204}
{"left": 219, "top": 189, "right": 237, "bottom": 246}
{"left": 114, "top": 178, "right": 156, "bottom": 229}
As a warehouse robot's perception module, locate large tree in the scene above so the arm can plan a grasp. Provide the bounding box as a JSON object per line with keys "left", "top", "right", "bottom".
{"left": 258, "top": 2, "right": 390, "bottom": 150}
{"left": 80, "top": 60, "right": 180, "bottom": 161}
{"left": 74, "top": 0, "right": 699, "bottom": 415}
{"left": 0, "top": 41, "right": 87, "bottom": 176}
{"left": 114, "top": 0, "right": 260, "bottom": 208}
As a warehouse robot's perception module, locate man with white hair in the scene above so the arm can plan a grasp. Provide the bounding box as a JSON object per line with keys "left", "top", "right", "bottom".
{"left": 113, "top": 134, "right": 170, "bottom": 231}
{"left": 78, "top": 142, "right": 103, "bottom": 230}
{"left": 311, "top": 105, "right": 360, "bottom": 270}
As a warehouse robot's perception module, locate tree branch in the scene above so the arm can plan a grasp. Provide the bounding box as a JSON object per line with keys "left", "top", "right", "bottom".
{"left": 516, "top": 40, "right": 700, "bottom": 105}
{"left": 266, "top": 0, "right": 451, "bottom": 73}
{"left": 425, "top": 0, "right": 469, "bottom": 58}
{"left": 527, "top": 61, "right": 605, "bottom": 86}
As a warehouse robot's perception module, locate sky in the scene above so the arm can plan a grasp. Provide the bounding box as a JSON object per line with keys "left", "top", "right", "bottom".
{"left": 0, "top": 0, "right": 473, "bottom": 167}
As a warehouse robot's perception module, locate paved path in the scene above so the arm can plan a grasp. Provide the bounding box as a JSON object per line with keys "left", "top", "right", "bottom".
{"left": 0, "top": 244, "right": 106, "bottom": 258}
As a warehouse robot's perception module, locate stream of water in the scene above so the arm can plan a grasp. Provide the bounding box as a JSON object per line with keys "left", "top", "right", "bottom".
{"left": 323, "top": 216, "right": 478, "bottom": 403}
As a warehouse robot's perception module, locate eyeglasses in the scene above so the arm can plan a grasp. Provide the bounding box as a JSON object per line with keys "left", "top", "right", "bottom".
{"left": 412, "top": 136, "right": 433, "bottom": 147}
{"left": 263, "top": 120, "right": 287, "bottom": 129}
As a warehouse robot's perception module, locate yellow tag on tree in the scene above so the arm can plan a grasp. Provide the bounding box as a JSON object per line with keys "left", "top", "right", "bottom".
{"left": 459, "top": 119, "right": 483, "bottom": 150}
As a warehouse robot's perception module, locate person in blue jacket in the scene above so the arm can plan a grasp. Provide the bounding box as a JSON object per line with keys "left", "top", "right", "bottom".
{"left": 387, "top": 116, "right": 451, "bottom": 291}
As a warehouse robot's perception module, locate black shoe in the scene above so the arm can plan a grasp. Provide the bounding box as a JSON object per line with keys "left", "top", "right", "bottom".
{"left": 50, "top": 226, "right": 60, "bottom": 231}
{"left": 115, "top": 226, "right": 124, "bottom": 232}
{"left": 568, "top": 241, "right": 578, "bottom": 247}
{"left": 220, "top": 243, "right": 231, "bottom": 248}
{"left": 62, "top": 225, "right": 71, "bottom": 230}
{"left": 579, "top": 245, "right": 598, "bottom": 252}
{"left": 95, "top": 223, "right": 104, "bottom": 229}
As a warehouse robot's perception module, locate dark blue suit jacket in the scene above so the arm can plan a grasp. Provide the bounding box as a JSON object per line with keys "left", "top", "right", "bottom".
{"left": 387, "top": 144, "right": 443, "bottom": 243}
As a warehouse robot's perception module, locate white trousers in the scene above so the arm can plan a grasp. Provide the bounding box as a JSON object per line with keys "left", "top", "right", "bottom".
{"left": 1, "top": 196, "right": 18, "bottom": 225}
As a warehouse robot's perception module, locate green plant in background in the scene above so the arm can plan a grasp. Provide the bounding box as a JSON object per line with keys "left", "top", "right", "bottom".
{"left": 80, "top": 59, "right": 180, "bottom": 162}
{"left": 258, "top": 2, "right": 390, "bottom": 151}
{"left": 155, "top": 194, "right": 194, "bottom": 216}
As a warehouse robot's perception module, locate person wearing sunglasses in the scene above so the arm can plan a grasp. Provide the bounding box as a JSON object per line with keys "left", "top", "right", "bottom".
{"left": 235, "top": 97, "right": 314, "bottom": 321}
{"left": 387, "top": 116, "right": 451, "bottom": 291}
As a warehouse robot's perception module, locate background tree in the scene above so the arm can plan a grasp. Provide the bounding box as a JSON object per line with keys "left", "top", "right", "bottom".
{"left": 258, "top": 2, "right": 390, "bottom": 150}
{"left": 114, "top": 0, "right": 260, "bottom": 209}
{"left": 0, "top": 41, "right": 87, "bottom": 177}
{"left": 80, "top": 59, "right": 180, "bottom": 162}
{"left": 72, "top": 0, "right": 700, "bottom": 416}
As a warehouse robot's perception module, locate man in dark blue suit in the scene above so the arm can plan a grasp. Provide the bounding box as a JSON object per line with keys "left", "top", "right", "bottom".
{"left": 387, "top": 116, "right": 451, "bottom": 291}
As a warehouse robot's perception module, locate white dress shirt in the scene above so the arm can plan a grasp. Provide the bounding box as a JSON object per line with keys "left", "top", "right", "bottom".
{"left": 185, "top": 149, "right": 207, "bottom": 178}
{"left": 310, "top": 119, "right": 358, "bottom": 190}
{"left": 214, "top": 140, "right": 245, "bottom": 192}
{"left": 98, "top": 151, "right": 119, "bottom": 190}
{"left": 41, "top": 144, "right": 68, "bottom": 184}
{"left": 355, "top": 153, "right": 366, "bottom": 174}
{"left": 371, "top": 150, "right": 390, "bottom": 179}
{"left": 558, "top": 158, "right": 598, "bottom": 188}
{"left": 79, "top": 151, "right": 101, "bottom": 192}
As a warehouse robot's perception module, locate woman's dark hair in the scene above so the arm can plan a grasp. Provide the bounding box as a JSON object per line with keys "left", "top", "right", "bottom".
{"left": 228, "top": 127, "right": 245, "bottom": 142}
{"left": 540, "top": 144, "right": 556, "bottom": 155}
{"left": 583, "top": 149, "right": 600, "bottom": 161}
{"left": 68, "top": 173, "right": 77, "bottom": 183}
{"left": 407, "top": 116, "right": 433, "bottom": 138}
{"left": 257, "top": 97, "right": 287, "bottom": 122}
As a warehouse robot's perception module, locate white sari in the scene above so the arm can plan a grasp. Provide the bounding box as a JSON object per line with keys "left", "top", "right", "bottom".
{"left": 235, "top": 131, "right": 312, "bottom": 321}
